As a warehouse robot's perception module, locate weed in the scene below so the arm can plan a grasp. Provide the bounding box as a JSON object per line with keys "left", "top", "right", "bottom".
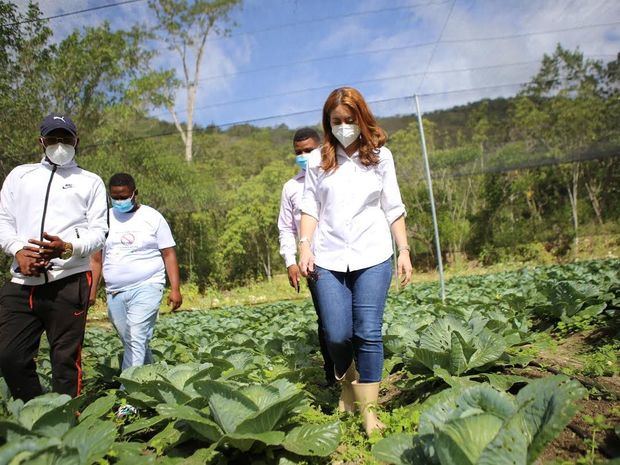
{"left": 576, "top": 414, "right": 611, "bottom": 465}
{"left": 581, "top": 343, "right": 620, "bottom": 377}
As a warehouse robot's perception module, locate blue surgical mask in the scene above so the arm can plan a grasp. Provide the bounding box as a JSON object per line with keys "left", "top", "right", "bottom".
{"left": 295, "top": 154, "right": 308, "bottom": 171}
{"left": 111, "top": 194, "right": 135, "bottom": 213}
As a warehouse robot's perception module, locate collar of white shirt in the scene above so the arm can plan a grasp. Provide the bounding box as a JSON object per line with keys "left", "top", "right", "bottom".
{"left": 336, "top": 145, "right": 359, "bottom": 160}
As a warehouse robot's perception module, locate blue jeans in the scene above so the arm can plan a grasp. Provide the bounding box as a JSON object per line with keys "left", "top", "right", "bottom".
{"left": 309, "top": 258, "right": 392, "bottom": 382}
{"left": 107, "top": 283, "right": 164, "bottom": 371}
{"left": 308, "top": 283, "right": 335, "bottom": 385}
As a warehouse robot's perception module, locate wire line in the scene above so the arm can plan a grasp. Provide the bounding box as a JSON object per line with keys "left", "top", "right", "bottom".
{"left": 207, "top": 0, "right": 450, "bottom": 43}
{"left": 159, "top": 60, "right": 543, "bottom": 117}
{"left": 4, "top": 0, "right": 146, "bottom": 27}
{"left": 196, "top": 20, "right": 620, "bottom": 82}
{"left": 441, "top": 20, "right": 620, "bottom": 43}
{"left": 417, "top": 0, "right": 457, "bottom": 93}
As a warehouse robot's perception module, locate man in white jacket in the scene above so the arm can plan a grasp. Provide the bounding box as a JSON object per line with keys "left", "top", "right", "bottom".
{"left": 0, "top": 114, "right": 108, "bottom": 401}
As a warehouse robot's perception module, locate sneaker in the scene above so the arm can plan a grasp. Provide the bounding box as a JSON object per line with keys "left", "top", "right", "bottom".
{"left": 116, "top": 404, "right": 138, "bottom": 418}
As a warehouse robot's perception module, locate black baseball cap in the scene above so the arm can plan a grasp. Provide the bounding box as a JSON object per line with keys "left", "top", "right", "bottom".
{"left": 40, "top": 113, "right": 78, "bottom": 137}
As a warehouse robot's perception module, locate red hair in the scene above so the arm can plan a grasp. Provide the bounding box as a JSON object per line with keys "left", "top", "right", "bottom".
{"left": 321, "top": 87, "right": 387, "bottom": 172}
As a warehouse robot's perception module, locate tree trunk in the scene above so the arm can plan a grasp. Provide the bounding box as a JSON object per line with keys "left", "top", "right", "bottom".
{"left": 566, "top": 163, "right": 580, "bottom": 250}
{"left": 185, "top": 82, "right": 196, "bottom": 163}
{"left": 585, "top": 180, "right": 603, "bottom": 225}
{"left": 187, "top": 214, "right": 194, "bottom": 282}
{"left": 525, "top": 191, "right": 542, "bottom": 222}
{"left": 265, "top": 249, "right": 271, "bottom": 281}
{"left": 253, "top": 236, "right": 272, "bottom": 281}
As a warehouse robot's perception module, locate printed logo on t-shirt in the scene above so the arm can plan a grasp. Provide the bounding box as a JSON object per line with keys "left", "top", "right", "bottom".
{"left": 120, "top": 233, "right": 136, "bottom": 246}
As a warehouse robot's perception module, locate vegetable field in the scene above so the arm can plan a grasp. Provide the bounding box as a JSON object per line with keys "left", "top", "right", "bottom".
{"left": 1, "top": 260, "right": 619, "bottom": 464}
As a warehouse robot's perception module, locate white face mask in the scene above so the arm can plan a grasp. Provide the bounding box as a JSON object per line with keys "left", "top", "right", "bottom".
{"left": 332, "top": 123, "right": 360, "bottom": 148}
{"left": 45, "top": 143, "right": 75, "bottom": 166}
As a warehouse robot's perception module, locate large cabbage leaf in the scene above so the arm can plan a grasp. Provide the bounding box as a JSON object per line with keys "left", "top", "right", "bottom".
{"left": 373, "top": 376, "right": 586, "bottom": 465}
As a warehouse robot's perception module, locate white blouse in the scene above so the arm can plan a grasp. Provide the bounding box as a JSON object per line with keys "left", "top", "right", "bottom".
{"left": 301, "top": 145, "right": 406, "bottom": 272}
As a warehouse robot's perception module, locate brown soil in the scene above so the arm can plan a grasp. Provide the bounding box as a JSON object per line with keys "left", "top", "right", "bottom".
{"left": 535, "top": 329, "right": 620, "bottom": 399}
{"left": 537, "top": 331, "right": 589, "bottom": 372}
{"left": 537, "top": 397, "right": 620, "bottom": 464}
{"left": 379, "top": 371, "right": 406, "bottom": 405}
{"left": 511, "top": 333, "right": 620, "bottom": 465}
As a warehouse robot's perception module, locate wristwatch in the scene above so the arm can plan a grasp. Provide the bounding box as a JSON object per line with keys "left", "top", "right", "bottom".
{"left": 298, "top": 236, "right": 311, "bottom": 247}
{"left": 61, "top": 242, "right": 73, "bottom": 260}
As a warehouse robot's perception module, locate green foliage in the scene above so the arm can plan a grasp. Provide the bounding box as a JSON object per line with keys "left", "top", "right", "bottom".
{"left": 410, "top": 317, "right": 509, "bottom": 376}
{"left": 0, "top": 1, "right": 53, "bottom": 173}
{"left": 581, "top": 343, "right": 619, "bottom": 377}
{"left": 578, "top": 414, "right": 612, "bottom": 465}
{"left": 217, "top": 160, "right": 291, "bottom": 283}
{"left": 372, "top": 376, "right": 587, "bottom": 465}
{"left": 1, "top": 260, "right": 618, "bottom": 463}
{"left": 531, "top": 262, "right": 618, "bottom": 322}
{"left": 47, "top": 23, "right": 153, "bottom": 135}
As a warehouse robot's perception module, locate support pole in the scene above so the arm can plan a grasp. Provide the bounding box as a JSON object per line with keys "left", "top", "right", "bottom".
{"left": 414, "top": 94, "right": 446, "bottom": 302}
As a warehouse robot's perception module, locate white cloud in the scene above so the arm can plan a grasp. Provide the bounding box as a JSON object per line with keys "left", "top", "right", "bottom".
{"left": 374, "top": 0, "right": 620, "bottom": 114}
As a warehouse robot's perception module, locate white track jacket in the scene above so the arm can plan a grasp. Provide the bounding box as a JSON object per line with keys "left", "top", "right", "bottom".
{"left": 0, "top": 158, "right": 108, "bottom": 285}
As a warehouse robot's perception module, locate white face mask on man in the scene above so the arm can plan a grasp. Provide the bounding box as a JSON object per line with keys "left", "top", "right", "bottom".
{"left": 332, "top": 123, "right": 360, "bottom": 148}
{"left": 45, "top": 143, "right": 75, "bottom": 166}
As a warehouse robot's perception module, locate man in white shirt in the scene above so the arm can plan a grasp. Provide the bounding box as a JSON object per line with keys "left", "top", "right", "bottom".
{"left": 277, "top": 127, "right": 334, "bottom": 386}
{"left": 0, "top": 114, "right": 108, "bottom": 401}
{"left": 90, "top": 173, "right": 182, "bottom": 372}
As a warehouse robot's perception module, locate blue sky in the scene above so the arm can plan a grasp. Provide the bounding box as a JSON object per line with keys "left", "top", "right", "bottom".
{"left": 17, "top": 0, "right": 620, "bottom": 129}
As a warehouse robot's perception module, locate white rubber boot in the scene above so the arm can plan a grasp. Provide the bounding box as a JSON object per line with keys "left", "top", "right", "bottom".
{"left": 351, "top": 380, "right": 386, "bottom": 436}
{"left": 335, "top": 362, "right": 358, "bottom": 414}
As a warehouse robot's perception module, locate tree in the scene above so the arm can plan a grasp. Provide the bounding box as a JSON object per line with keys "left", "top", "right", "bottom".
{"left": 514, "top": 45, "right": 610, "bottom": 250}
{"left": 148, "top": 0, "right": 242, "bottom": 162}
{"left": 217, "top": 161, "right": 291, "bottom": 284}
{"left": 0, "top": 1, "right": 52, "bottom": 177}
{"left": 47, "top": 23, "right": 153, "bottom": 138}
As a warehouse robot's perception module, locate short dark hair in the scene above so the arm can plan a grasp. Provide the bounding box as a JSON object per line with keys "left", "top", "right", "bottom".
{"left": 109, "top": 172, "right": 136, "bottom": 191}
{"left": 293, "top": 127, "right": 320, "bottom": 143}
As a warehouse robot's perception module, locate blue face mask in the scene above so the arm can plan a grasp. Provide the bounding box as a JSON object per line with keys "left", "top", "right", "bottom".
{"left": 295, "top": 154, "right": 308, "bottom": 171}
{"left": 111, "top": 194, "right": 135, "bottom": 213}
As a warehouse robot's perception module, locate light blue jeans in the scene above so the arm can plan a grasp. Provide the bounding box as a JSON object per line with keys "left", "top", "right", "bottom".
{"left": 309, "top": 258, "right": 393, "bottom": 382}
{"left": 107, "top": 283, "right": 164, "bottom": 371}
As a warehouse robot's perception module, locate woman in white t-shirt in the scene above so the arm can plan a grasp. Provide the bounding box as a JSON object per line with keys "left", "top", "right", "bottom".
{"left": 90, "top": 173, "right": 182, "bottom": 371}
{"left": 299, "top": 87, "right": 412, "bottom": 436}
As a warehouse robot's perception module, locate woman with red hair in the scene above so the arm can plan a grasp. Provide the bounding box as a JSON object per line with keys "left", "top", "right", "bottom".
{"left": 299, "top": 87, "right": 412, "bottom": 435}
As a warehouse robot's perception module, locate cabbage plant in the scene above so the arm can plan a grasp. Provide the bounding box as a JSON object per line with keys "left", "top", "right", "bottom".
{"left": 372, "top": 375, "right": 586, "bottom": 465}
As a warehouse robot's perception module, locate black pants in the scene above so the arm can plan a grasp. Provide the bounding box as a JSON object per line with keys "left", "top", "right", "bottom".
{"left": 309, "top": 281, "right": 335, "bottom": 385}
{"left": 0, "top": 272, "right": 91, "bottom": 401}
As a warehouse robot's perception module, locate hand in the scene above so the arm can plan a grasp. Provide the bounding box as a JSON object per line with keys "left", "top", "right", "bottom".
{"left": 15, "top": 248, "right": 48, "bottom": 276}
{"left": 168, "top": 288, "right": 183, "bottom": 311}
{"left": 28, "top": 233, "right": 65, "bottom": 260}
{"left": 88, "top": 292, "right": 97, "bottom": 308}
{"left": 298, "top": 244, "right": 315, "bottom": 277}
{"left": 287, "top": 264, "right": 301, "bottom": 290}
{"left": 397, "top": 252, "right": 413, "bottom": 287}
